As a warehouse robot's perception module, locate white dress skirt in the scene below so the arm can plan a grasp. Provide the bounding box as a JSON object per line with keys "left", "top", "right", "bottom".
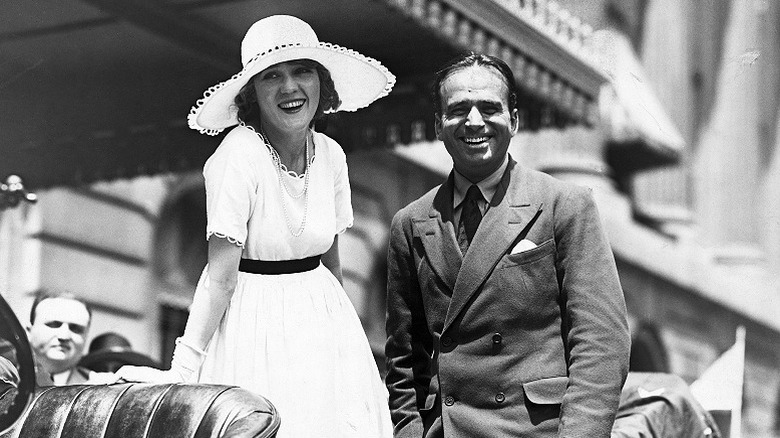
{"left": 195, "top": 126, "right": 392, "bottom": 437}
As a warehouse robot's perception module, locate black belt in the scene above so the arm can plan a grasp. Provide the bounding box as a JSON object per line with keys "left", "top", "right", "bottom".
{"left": 239, "top": 255, "right": 321, "bottom": 275}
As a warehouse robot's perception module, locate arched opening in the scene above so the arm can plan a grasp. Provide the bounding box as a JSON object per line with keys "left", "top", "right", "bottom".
{"left": 774, "top": 385, "right": 780, "bottom": 436}
{"left": 152, "top": 179, "right": 207, "bottom": 288}
{"left": 149, "top": 174, "right": 207, "bottom": 366}
{"left": 629, "top": 323, "right": 669, "bottom": 372}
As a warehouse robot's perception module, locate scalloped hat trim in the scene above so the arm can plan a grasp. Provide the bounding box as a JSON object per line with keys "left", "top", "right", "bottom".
{"left": 188, "top": 15, "right": 396, "bottom": 136}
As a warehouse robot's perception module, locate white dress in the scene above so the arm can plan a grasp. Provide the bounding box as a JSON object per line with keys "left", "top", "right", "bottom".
{"left": 195, "top": 125, "right": 392, "bottom": 438}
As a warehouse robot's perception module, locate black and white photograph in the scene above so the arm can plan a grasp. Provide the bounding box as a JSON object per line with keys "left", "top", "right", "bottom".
{"left": 1, "top": 0, "right": 778, "bottom": 437}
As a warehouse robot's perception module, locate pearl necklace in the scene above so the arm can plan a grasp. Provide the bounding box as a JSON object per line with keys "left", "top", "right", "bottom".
{"left": 244, "top": 123, "right": 311, "bottom": 237}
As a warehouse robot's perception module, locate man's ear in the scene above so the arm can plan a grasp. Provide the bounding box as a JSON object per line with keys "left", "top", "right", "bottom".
{"left": 434, "top": 115, "right": 443, "bottom": 140}
{"left": 510, "top": 108, "right": 519, "bottom": 134}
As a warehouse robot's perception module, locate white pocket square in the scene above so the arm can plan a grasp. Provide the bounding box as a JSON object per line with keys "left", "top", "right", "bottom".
{"left": 510, "top": 239, "right": 538, "bottom": 254}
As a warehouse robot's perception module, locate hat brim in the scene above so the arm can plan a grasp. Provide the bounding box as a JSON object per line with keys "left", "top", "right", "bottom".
{"left": 188, "top": 43, "right": 396, "bottom": 135}
{"left": 79, "top": 349, "right": 161, "bottom": 370}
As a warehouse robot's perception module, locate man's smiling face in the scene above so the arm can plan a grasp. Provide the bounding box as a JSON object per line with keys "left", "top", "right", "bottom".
{"left": 435, "top": 64, "right": 517, "bottom": 183}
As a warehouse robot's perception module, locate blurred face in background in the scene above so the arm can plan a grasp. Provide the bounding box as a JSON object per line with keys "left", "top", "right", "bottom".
{"left": 27, "top": 298, "right": 90, "bottom": 375}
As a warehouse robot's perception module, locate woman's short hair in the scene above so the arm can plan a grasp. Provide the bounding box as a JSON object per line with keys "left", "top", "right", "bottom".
{"left": 431, "top": 52, "right": 518, "bottom": 116}
{"left": 234, "top": 59, "right": 341, "bottom": 127}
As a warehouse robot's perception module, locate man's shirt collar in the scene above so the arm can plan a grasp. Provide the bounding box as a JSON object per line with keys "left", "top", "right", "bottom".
{"left": 52, "top": 369, "right": 72, "bottom": 386}
{"left": 453, "top": 154, "right": 509, "bottom": 210}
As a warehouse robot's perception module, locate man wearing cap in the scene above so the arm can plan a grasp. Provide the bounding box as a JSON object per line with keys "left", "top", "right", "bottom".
{"left": 80, "top": 332, "right": 159, "bottom": 373}
{"left": 385, "top": 53, "right": 631, "bottom": 437}
{"left": 26, "top": 291, "right": 112, "bottom": 386}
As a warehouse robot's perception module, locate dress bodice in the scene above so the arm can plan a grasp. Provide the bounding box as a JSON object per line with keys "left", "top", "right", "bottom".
{"left": 203, "top": 126, "right": 353, "bottom": 260}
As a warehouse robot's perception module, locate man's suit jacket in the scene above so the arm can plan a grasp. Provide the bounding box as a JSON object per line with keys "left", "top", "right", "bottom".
{"left": 36, "top": 365, "right": 95, "bottom": 387}
{"left": 385, "top": 158, "right": 631, "bottom": 438}
{"left": 65, "top": 366, "right": 92, "bottom": 385}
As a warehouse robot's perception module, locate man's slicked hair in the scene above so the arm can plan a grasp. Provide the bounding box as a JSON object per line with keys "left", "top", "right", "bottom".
{"left": 431, "top": 52, "right": 518, "bottom": 117}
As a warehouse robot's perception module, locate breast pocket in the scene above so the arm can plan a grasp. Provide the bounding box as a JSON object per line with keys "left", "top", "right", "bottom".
{"left": 505, "top": 238, "right": 555, "bottom": 265}
{"left": 497, "top": 239, "right": 559, "bottom": 314}
{"left": 495, "top": 239, "right": 560, "bottom": 327}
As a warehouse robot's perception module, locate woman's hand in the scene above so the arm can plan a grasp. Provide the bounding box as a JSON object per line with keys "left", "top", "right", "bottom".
{"left": 115, "top": 336, "right": 206, "bottom": 384}
{"left": 115, "top": 365, "right": 184, "bottom": 384}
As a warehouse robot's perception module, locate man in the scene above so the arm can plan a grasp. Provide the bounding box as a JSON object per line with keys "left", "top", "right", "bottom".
{"left": 0, "top": 354, "right": 19, "bottom": 414}
{"left": 385, "top": 53, "right": 631, "bottom": 437}
{"left": 80, "top": 332, "right": 159, "bottom": 373}
{"left": 26, "top": 291, "right": 110, "bottom": 385}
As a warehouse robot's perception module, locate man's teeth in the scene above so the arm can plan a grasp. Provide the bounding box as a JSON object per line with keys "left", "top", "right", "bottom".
{"left": 464, "top": 136, "right": 489, "bottom": 144}
{"left": 280, "top": 100, "right": 305, "bottom": 109}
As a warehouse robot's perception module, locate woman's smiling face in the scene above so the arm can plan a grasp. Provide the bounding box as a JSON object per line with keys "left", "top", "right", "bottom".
{"left": 253, "top": 60, "right": 321, "bottom": 134}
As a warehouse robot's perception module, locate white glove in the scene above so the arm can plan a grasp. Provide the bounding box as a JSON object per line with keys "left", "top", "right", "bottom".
{"left": 86, "top": 371, "right": 122, "bottom": 385}
{"left": 115, "top": 366, "right": 182, "bottom": 384}
{"left": 115, "top": 337, "right": 206, "bottom": 383}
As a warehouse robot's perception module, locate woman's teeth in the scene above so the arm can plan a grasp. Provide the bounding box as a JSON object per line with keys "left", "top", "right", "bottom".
{"left": 279, "top": 100, "right": 305, "bottom": 109}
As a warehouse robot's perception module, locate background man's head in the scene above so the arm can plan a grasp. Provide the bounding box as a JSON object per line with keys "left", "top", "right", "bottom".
{"left": 27, "top": 291, "right": 91, "bottom": 375}
{"left": 432, "top": 53, "right": 519, "bottom": 182}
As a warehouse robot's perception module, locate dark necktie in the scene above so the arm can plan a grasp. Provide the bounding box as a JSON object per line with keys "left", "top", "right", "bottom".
{"left": 460, "top": 184, "right": 483, "bottom": 253}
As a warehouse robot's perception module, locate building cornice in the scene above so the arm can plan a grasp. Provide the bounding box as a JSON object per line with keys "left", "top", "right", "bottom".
{"left": 384, "top": 0, "right": 608, "bottom": 126}
{"left": 443, "top": 0, "right": 605, "bottom": 96}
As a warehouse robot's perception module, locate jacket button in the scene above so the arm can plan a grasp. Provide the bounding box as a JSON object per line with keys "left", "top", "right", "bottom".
{"left": 444, "top": 396, "right": 455, "bottom": 406}
{"left": 441, "top": 336, "right": 452, "bottom": 347}
{"left": 495, "top": 392, "right": 505, "bottom": 403}
{"left": 492, "top": 333, "right": 502, "bottom": 345}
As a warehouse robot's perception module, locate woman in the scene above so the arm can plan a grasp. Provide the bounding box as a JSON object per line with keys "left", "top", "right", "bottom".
{"left": 118, "top": 15, "right": 395, "bottom": 437}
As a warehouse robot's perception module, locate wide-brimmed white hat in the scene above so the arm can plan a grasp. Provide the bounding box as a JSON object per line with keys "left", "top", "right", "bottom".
{"left": 188, "top": 15, "right": 396, "bottom": 135}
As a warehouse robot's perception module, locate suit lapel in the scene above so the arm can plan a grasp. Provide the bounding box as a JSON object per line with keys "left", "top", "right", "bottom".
{"left": 412, "top": 174, "right": 462, "bottom": 292}
{"left": 66, "top": 366, "right": 91, "bottom": 384}
{"left": 444, "top": 161, "right": 543, "bottom": 331}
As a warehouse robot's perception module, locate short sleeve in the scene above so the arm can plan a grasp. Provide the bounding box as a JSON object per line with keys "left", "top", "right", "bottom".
{"left": 331, "top": 139, "right": 354, "bottom": 234}
{"left": 203, "top": 133, "right": 258, "bottom": 247}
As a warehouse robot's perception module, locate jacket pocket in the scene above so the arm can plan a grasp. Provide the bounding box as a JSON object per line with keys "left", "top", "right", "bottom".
{"left": 522, "top": 376, "right": 568, "bottom": 405}
{"left": 497, "top": 239, "right": 559, "bottom": 316}
{"left": 505, "top": 238, "right": 555, "bottom": 265}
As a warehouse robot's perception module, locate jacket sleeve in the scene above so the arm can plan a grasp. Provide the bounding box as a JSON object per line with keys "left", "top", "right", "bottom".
{"left": 385, "top": 212, "right": 432, "bottom": 438}
{"left": 555, "top": 186, "right": 631, "bottom": 437}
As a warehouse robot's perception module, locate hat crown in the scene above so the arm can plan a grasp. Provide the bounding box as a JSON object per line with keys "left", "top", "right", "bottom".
{"left": 89, "top": 332, "right": 132, "bottom": 353}
{"left": 241, "top": 15, "right": 320, "bottom": 67}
